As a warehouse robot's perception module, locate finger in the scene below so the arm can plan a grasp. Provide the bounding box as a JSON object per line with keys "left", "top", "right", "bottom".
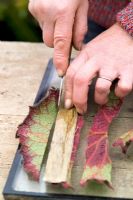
{"left": 115, "top": 74, "right": 133, "bottom": 98}
{"left": 65, "top": 50, "right": 89, "bottom": 109}
{"left": 95, "top": 69, "right": 118, "bottom": 105}
{"left": 73, "top": 0, "right": 89, "bottom": 50}
{"left": 95, "top": 78, "right": 113, "bottom": 105}
{"left": 53, "top": 14, "right": 75, "bottom": 76}
{"left": 73, "top": 59, "right": 99, "bottom": 113}
{"left": 42, "top": 22, "right": 55, "bottom": 47}
{"left": 28, "top": 0, "right": 44, "bottom": 29}
{"left": 28, "top": 0, "right": 40, "bottom": 20}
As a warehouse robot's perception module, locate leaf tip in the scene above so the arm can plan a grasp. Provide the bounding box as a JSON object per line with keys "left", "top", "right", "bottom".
{"left": 113, "top": 138, "right": 128, "bottom": 154}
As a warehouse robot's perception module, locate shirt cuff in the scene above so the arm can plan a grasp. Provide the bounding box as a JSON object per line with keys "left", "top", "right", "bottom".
{"left": 116, "top": 2, "right": 133, "bottom": 37}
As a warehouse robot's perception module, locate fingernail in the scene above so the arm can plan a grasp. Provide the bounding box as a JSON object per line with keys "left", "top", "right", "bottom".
{"left": 57, "top": 69, "right": 64, "bottom": 77}
{"left": 76, "top": 108, "right": 83, "bottom": 114}
{"left": 65, "top": 99, "right": 72, "bottom": 109}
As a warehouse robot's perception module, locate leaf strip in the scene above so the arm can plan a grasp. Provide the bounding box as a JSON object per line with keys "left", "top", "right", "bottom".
{"left": 45, "top": 108, "right": 84, "bottom": 188}
{"left": 62, "top": 115, "right": 84, "bottom": 188}
{"left": 81, "top": 92, "right": 122, "bottom": 188}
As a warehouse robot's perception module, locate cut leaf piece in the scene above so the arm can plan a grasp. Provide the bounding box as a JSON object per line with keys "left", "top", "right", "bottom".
{"left": 45, "top": 108, "right": 83, "bottom": 187}
{"left": 80, "top": 92, "right": 122, "bottom": 188}
{"left": 81, "top": 133, "right": 112, "bottom": 188}
{"left": 62, "top": 115, "right": 84, "bottom": 188}
{"left": 17, "top": 88, "right": 59, "bottom": 181}
{"left": 113, "top": 129, "right": 133, "bottom": 154}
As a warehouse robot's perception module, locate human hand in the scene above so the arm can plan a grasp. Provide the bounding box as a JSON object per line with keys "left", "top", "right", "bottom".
{"left": 28, "top": 0, "right": 88, "bottom": 76}
{"left": 65, "top": 23, "right": 133, "bottom": 113}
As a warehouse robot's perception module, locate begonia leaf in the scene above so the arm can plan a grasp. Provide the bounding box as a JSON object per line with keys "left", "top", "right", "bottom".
{"left": 17, "top": 88, "right": 58, "bottom": 181}
{"left": 80, "top": 91, "right": 122, "bottom": 188}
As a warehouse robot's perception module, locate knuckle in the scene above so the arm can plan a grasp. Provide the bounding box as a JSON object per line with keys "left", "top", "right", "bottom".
{"left": 32, "top": 1, "right": 46, "bottom": 15}
{"left": 35, "top": 2, "right": 44, "bottom": 14}
{"left": 82, "top": 48, "right": 90, "bottom": 60}
{"left": 66, "top": 68, "right": 76, "bottom": 80}
{"left": 54, "top": 38, "right": 66, "bottom": 50}
{"left": 56, "top": 4, "right": 68, "bottom": 15}
{"left": 54, "top": 36, "right": 70, "bottom": 51}
{"left": 74, "top": 74, "right": 87, "bottom": 86}
{"left": 96, "top": 85, "right": 107, "bottom": 94}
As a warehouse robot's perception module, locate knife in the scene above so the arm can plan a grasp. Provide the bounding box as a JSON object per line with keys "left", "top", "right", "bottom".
{"left": 58, "top": 76, "right": 64, "bottom": 107}
{"left": 58, "top": 44, "right": 72, "bottom": 108}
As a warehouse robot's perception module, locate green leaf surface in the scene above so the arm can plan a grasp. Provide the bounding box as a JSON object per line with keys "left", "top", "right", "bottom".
{"left": 17, "top": 88, "right": 58, "bottom": 181}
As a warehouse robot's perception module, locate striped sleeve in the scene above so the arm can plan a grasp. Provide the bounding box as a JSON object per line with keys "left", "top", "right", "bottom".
{"left": 116, "top": 2, "right": 133, "bottom": 37}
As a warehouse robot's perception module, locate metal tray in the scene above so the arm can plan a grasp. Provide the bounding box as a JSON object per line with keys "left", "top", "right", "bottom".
{"left": 3, "top": 59, "right": 133, "bottom": 200}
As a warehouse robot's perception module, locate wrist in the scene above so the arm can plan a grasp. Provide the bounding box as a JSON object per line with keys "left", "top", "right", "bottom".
{"left": 109, "top": 23, "right": 133, "bottom": 42}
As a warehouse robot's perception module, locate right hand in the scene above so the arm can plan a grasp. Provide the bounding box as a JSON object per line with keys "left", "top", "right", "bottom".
{"left": 28, "top": 0, "right": 89, "bottom": 76}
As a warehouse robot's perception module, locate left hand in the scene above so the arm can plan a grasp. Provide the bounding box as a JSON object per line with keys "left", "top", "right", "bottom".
{"left": 65, "top": 23, "right": 133, "bottom": 113}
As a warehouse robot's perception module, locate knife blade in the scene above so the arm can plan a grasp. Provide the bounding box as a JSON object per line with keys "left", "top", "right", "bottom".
{"left": 58, "top": 76, "right": 64, "bottom": 107}
{"left": 58, "top": 44, "right": 72, "bottom": 108}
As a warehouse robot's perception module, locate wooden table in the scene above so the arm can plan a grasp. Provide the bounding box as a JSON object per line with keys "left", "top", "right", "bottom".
{"left": 0, "top": 42, "right": 52, "bottom": 199}
{"left": 0, "top": 42, "right": 77, "bottom": 200}
{"left": 0, "top": 41, "right": 133, "bottom": 200}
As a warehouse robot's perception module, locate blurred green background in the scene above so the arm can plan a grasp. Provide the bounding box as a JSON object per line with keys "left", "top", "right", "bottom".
{"left": 0, "top": 0, "right": 42, "bottom": 41}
